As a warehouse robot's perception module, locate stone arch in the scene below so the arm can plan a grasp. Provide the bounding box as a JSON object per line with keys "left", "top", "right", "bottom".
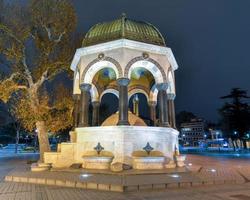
{"left": 124, "top": 56, "right": 167, "bottom": 83}
{"left": 99, "top": 88, "right": 119, "bottom": 101}
{"left": 81, "top": 56, "right": 122, "bottom": 84}
{"left": 73, "top": 67, "right": 81, "bottom": 94}
{"left": 90, "top": 84, "right": 99, "bottom": 102}
{"left": 128, "top": 87, "right": 149, "bottom": 102}
{"left": 149, "top": 84, "right": 158, "bottom": 102}
{"left": 167, "top": 68, "right": 175, "bottom": 95}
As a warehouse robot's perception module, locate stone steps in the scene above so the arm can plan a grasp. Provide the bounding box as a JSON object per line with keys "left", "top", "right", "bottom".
{"left": 4, "top": 169, "right": 245, "bottom": 192}
{"left": 31, "top": 163, "right": 51, "bottom": 172}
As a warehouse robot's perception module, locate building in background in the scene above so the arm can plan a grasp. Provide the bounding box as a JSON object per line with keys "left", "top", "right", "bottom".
{"left": 180, "top": 118, "right": 205, "bottom": 146}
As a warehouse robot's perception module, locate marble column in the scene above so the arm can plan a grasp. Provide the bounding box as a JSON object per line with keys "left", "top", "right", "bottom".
{"left": 167, "top": 93, "right": 176, "bottom": 129}
{"left": 92, "top": 101, "right": 100, "bottom": 126}
{"left": 79, "top": 83, "right": 91, "bottom": 127}
{"left": 117, "top": 78, "right": 130, "bottom": 125}
{"left": 156, "top": 83, "right": 170, "bottom": 127}
{"left": 148, "top": 101, "right": 157, "bottom": 126}
{"left": 73, "top": 94, "right": 80, "bottom": 128}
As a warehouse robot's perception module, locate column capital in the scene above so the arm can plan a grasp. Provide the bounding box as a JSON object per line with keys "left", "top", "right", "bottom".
{"left": 167, "top": 93, "right": 176, "bottom": 100}
{"left": 80, "top": 83, "right": 91, "bottom": 91}
{"left": 148, "top": 101, "right": 157, "bottom": 106}
{"left": 73, "top": 94, "right": 80, "bottom": 100}
{"left": 117, "top": 78, "right": 130, "bottom": 86}
{"left": 92, "top": 101, "right": 100, "bottom": 106}
{"left": 156, "top": 82, "right": 168, "bottom": 91}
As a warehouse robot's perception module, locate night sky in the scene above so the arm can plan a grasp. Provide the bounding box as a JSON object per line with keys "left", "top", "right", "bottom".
{"left": 72, "top": 0, "right": 250, "bottom": 122}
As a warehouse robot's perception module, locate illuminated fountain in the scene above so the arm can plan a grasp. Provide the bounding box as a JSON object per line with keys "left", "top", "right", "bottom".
{"left": 43, "top": 14, "right": 185, "bottom": 172}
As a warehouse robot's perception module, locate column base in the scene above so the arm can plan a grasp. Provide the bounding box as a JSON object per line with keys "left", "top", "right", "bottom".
{"left": 78, "top": 123, "right": 89, "bottom": 127}
{"left": 160, "top": 122, "right": 170, "bottom": 127}
{"left": 117, "top": 120, "right": 130, "bottom": 126}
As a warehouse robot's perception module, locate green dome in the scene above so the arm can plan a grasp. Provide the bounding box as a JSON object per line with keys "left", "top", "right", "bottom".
{"left": 82, "top": 14, "right": 166, "bottom": 47}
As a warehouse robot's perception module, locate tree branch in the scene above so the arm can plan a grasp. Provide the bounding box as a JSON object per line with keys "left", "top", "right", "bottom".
{"left": 42, "top": 25, "right": 65, "bottom": 43}
{"left": 0, "top": 23, "right": 24, "bottom": 48}
{"left": 21, "top": 53, "right": 33, "bottom": 86}
{"left": 35, "top": 70, "right": 48, "bottom": 88}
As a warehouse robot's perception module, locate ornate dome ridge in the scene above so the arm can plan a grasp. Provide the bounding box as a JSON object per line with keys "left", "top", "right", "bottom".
{"left": 82, "top": 13, "right": 166, "bottom": 47}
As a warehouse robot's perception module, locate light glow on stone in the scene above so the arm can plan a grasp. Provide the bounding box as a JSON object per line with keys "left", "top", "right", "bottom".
{"left": 81, "top": 174, "right": 91, "bottom": 178}
{"left": 169, "top": 174, "right": 180, "bottom": 178}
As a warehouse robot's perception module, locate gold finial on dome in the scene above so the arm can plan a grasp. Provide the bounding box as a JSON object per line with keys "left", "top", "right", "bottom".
{"left": 121, "top": 12, "right": 127, "bottom": 19}
{"left": 121, "top": 13, "right": 127, "bottom": 37}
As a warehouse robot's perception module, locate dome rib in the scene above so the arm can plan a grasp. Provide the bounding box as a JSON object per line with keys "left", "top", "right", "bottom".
{"left": 82, "top": 14, "right": 166, "bottom": 47}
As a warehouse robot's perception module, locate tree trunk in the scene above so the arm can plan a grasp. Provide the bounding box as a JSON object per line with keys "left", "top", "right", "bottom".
{"left": 15, "top": 130, "right": 19, "bottom": 154}
{"left": 36, "top": 121, "right": 50, "bottom": 162}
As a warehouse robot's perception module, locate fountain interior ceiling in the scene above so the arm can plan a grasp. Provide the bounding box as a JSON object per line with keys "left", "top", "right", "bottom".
{"left": 92, "top": 67, "right": 117, "bottom": 93}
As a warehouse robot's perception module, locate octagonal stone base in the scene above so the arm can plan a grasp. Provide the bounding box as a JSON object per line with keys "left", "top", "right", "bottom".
{"left": 44, "top": 126, "right": 179, "bottom": 170}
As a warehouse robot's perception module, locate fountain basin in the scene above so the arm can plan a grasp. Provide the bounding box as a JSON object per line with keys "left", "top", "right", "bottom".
{"left": 132, "top": 156, "right": 165, "bottom": 170}
{"left": 82, "top": 156, "right": 113, "bottom": 169}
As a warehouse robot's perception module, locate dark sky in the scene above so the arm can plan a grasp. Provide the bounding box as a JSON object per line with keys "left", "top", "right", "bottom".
{"left": 72, "top": 0, "right": 250, "bottom": 122}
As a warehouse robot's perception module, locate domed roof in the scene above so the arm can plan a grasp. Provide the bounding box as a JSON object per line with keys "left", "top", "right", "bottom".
{"left": 101, "top": 111, "right": 147, "bottom": 126}
{"left": 82, "top": 14, "right": 166, "bottom": 47}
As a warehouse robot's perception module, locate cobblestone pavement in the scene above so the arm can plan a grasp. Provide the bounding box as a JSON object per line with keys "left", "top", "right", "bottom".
{"left": 0, "top": 154, "right": 250, "bottom": 200}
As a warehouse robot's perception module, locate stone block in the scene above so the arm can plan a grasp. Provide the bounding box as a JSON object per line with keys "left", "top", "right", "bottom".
{"left": 98, "top": 184, "right": 110, "bottom": 191}
{"left": 76, "top": 182, "right": 87, "bottom": 189}
{"left": 166, "top": 183, "right": 179, "bottom": 188}
{"left": 13, "top": 176, "right": 20, "bottom": 182}
{"left": 153, "top": 184, "right": 166, "bottom": 190}
{"left": 5, "top": 176, "right": 13, "bottom": 181}
{"left": 138, "top": 184, "right": 153, "bottom": 190}
{"left": 213, "top": 180, "right": 224, "bottom": 185}
{"left": 65, "top": 181, "right": 76, "bottom": 187}
{"left": 56, "top": 180, "right": 66, "bottom": 186}
{"left": 87, "top": 183, "right": 98, "bottom": 189}
{"left": 46, "top": 179, "right": 56, "bottom": 185}
{"left": 191, "top": 182, "right": 203, "bottom": 187}
{"left": 124, "top": 185, "right": 139, "bottom": 192}
{"left": 19, "top": 177, "right": 28, "bottom": 183}
{"left": 110, "top": 185, "right": 124, "bottom": 192}
{"left": 179, "top": 182, "right": 191, "bottom": 188}
{"left": 235, "top": 179, "right": 245, "bottom": 184}
{"left": 28, "top": 178, "right": 37, "bottom": 184}
{"left": 224, "top": 179, "right": 235, "bottom": 184}
{"left": 204, "top": 181, "right": 214, "bottom": 185}
{"left": 37, "top": 178, "right": 46, "bottom": 184}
